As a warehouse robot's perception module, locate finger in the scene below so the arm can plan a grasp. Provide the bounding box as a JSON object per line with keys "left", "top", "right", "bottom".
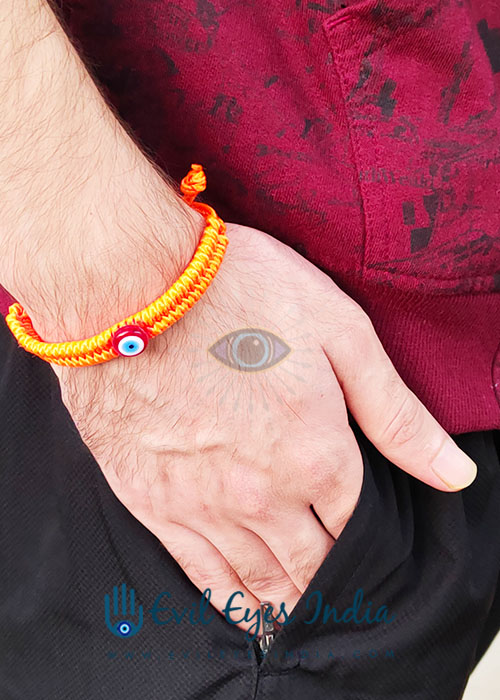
{"left": 158, "top": 522, "right": 266, "bottom": 637}
{"left": 321, "top": 300, "right": 477, "bottom": 491}
{"left": 310, "top": 432, "right": 364, "bottom": 539}
{"left": 249, "top": 510, "right": 335, "bottom": 593}
{"left": 200, "top": 523, "right": 302, "bottom": 619}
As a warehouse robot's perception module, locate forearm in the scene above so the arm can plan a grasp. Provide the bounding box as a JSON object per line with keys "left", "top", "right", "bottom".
{"left": 0, "top": 0, "right": 202, "bottom": 342}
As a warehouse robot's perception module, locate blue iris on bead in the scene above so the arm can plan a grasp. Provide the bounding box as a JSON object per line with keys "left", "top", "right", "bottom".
{"left": 111, "top": 323, "right": 149, "bottom": 357}
{"left": 117, "top": 336, "right": 145, "bottom": 356}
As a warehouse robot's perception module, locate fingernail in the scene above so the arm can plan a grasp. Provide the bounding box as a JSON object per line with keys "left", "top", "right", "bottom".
{"left": 431, "top": 440, "right": 477, "bottom": 490}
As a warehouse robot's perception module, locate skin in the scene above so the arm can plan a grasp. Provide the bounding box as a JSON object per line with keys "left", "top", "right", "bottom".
{"left": 0, "top": 1, "right": 477, "bottom": 636}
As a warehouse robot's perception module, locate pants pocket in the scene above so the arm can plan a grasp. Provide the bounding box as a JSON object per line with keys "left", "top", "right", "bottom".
{"left": 258, "top": 431, "right": 382, "bottom": 673}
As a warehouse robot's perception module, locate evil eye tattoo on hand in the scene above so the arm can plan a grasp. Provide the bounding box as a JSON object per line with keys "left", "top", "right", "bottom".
{"left": 209, "top": 328, "right": 291, "bottom": 372}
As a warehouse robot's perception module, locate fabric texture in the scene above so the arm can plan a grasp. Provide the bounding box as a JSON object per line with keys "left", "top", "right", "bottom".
{"left": 1, "top": 315, "right": 500, "bottom": 699}
{"left": 3, "top": 0, "right": 499, "bottom": 432}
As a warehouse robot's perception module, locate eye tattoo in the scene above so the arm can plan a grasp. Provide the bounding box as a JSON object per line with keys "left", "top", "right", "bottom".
{"left": 208, "top": 328, "right": 291, "bottom": 372}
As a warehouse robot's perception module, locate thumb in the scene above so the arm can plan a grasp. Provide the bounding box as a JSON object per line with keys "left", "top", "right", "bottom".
{"left": 321, "top": 301, "right": 477, "bottom": 492}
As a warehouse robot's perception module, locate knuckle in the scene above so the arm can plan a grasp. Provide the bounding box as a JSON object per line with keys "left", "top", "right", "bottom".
{"left": 209, "top": 562, "right": 242, "bottom": 589}
{"left": 333, "top": 304, "right": 375, "bottom": 347}
{"left": 182, "top": 553, "right": 240, "bottom": 590}
{"left": 239, "top": 564, "right": 289, "bottom": 593}
{"left": 289, "top": 544, "right": 321, "bottom": 590}
{"left": 346, "top": 301, "right": 374, "bottom": 333}
{"left": 302, "top": 438, "right": 350, "bottom": 497}
{"left": 306, "top": 461, "right": 337, "bottom": 498}
{"left": 244, "top": 501, "right": 272, "bottom": 523}
{"left": 380, "top": 391, "right": 424, "bottom": 448}
{"left": 238, "top": 486, "right": 274, "bottom": 523}
{"left": 168, "top": 548, "right": 198, "bottom": 576}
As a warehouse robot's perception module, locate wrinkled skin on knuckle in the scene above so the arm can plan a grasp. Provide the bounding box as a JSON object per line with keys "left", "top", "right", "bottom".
{"left": 206, "top": 559, "right": 243, "bottom": 590}
{"left": 240, "top": 568, "right": 290, "bottom": 595}
{"left": 233, "top": 550, "right": 288, "bottom": 591}
{"left": 287, "top": 538, "right": 325, "bottom": 589}
{"left": 379, "top": 389, "right": 424, "bottom": 448}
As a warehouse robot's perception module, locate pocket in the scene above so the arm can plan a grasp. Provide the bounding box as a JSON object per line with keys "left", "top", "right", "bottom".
{"left": 258, "top": 434, "right": 379, "bottom": 673}
{"left": 322, "top": 0, "right": 500, "bottom": 294}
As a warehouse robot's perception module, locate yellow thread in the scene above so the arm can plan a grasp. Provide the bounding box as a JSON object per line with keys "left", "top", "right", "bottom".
{"left": 5, "top": 164, "right": 228, "bottom": 367}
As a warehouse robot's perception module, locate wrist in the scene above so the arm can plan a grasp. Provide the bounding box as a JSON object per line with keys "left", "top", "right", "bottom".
{"left": 7, "top": 166, "right": 205, "bottom": 343}
{"left": 0, "top": 0, "right": 207, "bottom": 343}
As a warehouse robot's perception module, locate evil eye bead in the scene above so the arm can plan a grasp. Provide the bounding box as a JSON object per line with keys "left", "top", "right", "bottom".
{"left": 117, "top": 621, "right": 132, "bottom": 637}
{"left": 111, "top": 324, "right": 150, "bottom": 357}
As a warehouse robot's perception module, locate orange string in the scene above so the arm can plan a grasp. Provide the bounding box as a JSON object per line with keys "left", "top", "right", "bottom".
{"left": 5, "top": 164, "right": 228, "bottom": 367}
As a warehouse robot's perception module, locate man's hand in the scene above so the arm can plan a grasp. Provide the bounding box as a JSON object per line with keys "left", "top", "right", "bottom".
{"left": 51, "top": 220, "right": 477, "bottom": 634}
{"left": 0, "top": 0, "right": 476, "bottom": 638}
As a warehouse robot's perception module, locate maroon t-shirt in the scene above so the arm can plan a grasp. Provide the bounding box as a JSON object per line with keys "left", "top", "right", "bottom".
{"left": 2, "top": 0, "right": 499, "bottom": 433}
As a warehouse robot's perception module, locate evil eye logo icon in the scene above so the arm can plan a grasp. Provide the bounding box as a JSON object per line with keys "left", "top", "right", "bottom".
{"left": 208, "top": 328, "right": 291, "bottom": 372}
{"left": 117, "top": 621, "right": 132, "bottom": 637}
{"left": 104, "top": 584, "right": 143, "bottom": 638}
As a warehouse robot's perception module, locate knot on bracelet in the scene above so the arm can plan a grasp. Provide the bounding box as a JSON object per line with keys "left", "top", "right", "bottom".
{"left": 180, "top": 163, "right": 207, "bottom": 205}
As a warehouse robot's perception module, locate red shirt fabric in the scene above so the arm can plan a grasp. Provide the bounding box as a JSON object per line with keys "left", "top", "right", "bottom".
{"left": 1, "top": 0, "right": 499, "bottom": 433}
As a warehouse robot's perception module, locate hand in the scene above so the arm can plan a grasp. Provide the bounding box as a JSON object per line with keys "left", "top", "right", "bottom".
{"left": 0, "top": 0, "right": 476, "bottom": 640}
{"left": 51, "top": 221, "right": 477, "bottom": 636}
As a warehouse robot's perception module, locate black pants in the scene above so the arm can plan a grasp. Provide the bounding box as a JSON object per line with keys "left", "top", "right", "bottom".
{"left": 1, "top": 314, "right": 500, "bottom": 700}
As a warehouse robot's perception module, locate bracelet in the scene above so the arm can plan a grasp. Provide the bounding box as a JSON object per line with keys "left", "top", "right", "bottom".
{"left": 5, "top": 164, "right": 228, "bottom": 367}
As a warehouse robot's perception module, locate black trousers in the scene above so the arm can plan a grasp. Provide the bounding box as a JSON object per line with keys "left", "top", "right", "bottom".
{"left": 1, "top": 313, "right": 500, "bottom": 700}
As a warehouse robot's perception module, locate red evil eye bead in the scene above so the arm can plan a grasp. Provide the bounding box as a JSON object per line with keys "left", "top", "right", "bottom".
{"left": 111, "top": 324, "right": 150, "bottom": 357}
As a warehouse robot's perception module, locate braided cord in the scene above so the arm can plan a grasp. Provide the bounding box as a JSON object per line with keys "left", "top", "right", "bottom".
{"left": 5, "top": 164, "right": 228, "bottom": 367}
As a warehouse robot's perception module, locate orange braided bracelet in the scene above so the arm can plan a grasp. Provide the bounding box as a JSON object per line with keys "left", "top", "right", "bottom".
{"left": 5, "top": 164, "right": 228, "bottom": 367}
